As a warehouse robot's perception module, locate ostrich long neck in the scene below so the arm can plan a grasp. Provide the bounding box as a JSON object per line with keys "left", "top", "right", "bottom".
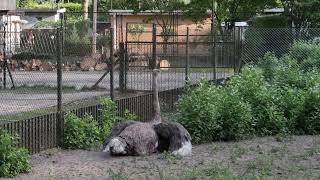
{"left": 152, "top": 69, "right": 161, "bottom": 124}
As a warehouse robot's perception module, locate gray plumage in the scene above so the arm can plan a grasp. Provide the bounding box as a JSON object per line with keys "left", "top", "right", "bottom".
{"left": 103, "top": 69, "right": 192, "bottom": 156}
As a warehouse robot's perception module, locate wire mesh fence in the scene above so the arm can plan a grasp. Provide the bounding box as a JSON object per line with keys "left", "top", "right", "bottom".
{"left": 1, "top": 10, "right": 320, "bottom": 123}
{"left": 241, "top": 28, "right": 320, "bottom": 72}
{"left": 0, "top": 12, "right": 112, "bottom": 119}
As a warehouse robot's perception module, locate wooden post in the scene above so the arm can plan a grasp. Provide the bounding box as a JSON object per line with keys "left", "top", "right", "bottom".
{"left": 110, "top": 28, "right": 115, "bottom": 100}
{"left": 185, "top": 27, "right": 189, "bottom": 82}
{"left": 56, "top": 27, "right": 63, "bottom": 145}
{"left": 152, "top": 23, "right": 157, "bottom": 69}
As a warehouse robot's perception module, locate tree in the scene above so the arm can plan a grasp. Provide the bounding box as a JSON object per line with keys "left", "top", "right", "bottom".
{"left": 82, "top": 0, "right": 89, "bottom": 20}
{"left": 281, "top": 0, "right": 320, "bottom": 29}
{"left": 186, "top": 0, "right": 279, "bottom": 27}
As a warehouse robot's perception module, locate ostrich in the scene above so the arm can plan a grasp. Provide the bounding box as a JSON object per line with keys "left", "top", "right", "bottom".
{"left": 103, "top": 69, "right": 192, "bottom": 156}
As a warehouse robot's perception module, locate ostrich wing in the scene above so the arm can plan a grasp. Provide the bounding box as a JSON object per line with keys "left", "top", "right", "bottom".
{"left": 102, "top": 121, "right": 137, "bottom": 149}
{"left": 153, "top": 121, "right": 191, "bottom": 152}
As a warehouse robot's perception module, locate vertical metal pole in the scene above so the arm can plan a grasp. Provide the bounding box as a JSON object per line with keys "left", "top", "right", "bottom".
{"left": 110, "top": 28, "right": 115, "bottom": 100}
{"left": 2, "top": 25, "right": 6, "bottom": 89}
{"left": 152, "top": 23, "right": 157, "bottom": 69}
{"left": 119, "top": 42, "right": 125, "bottom": 92}
{"left": 185, "top": 27, "right": 189, "bottom": 82}
{"left": 213, "top": 1, "right": 217, "bottom": 83}
{"left": 92, "top": 0, "right": 97, "bottom": 55}
{"left": 61, "top": 13, "right": 65, "bottom": 56}
{"left": 2, "top": 61, "right": 6, "bottom": 89}
{"left": 233, "top": 27, "right": 237, "bottom": 75}
{"left": 56, "top": 27, "right": 63, "bottom": 145}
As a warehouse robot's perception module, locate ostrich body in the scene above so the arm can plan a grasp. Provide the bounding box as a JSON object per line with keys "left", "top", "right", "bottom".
{"left": 103, "top": 69, "right": 192, "bottom": 156}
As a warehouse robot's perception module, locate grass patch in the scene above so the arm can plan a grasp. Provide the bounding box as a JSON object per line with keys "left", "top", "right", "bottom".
{"left": 230, "top": 144, "right": 249, "bottom": 162}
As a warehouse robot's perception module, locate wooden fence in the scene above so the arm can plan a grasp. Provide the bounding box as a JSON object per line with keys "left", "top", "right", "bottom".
{"left": 0, "top": 88, "right": 183, "bottom": 154}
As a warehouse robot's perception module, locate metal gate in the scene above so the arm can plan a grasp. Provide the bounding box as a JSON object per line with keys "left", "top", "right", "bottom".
{"left": 120, "top": 23, "right": 242, "bottom": 92}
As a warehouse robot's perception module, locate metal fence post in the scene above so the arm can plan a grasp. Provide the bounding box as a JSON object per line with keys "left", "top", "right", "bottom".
{"left": 233, "top": 27, "right": 237, "bottom": 75}
{"left": 56, "top": 27, "right": 63, "bottom": 145}
{"left": 213, "top": 26, "right": 217, "bottom": 83}
{"left": 119, "top": 42, "right": 126, "bottom": 93}
{"left": 2, "top": 27, "right": 6, "bottom": 89}
{"left": 185, "top": 27, "right": 190, "bottom": 82}
{"left": 152, "top": 23, "right": 157, "bottom": 69}
{"left": 110, "top": 28, "right": 115, "bottom": 100}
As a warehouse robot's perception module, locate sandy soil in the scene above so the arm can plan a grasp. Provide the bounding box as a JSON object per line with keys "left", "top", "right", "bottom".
{"left": 6, "top": 136, "right": 320, "bottom": 180}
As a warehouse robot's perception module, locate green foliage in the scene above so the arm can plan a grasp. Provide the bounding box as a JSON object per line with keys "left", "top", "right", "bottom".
{"left": 22, "top": 2, "right": 81, "bottom": 12}
{"left": 63, "top": 98, "right": 138, "bottom": 149}
{"left": 63, "top": 113, "right": 101, "bottom": 149}
{"left": 100, "top": 98, "right": 118, "bottom": 140}
{"left": 177, "top": 80, "right": 254, "bottom": 143}
{"left": 64, "top": 23, "right": 91, "bottom": 56}
{"left": 178, "top": 46, "right": 320, "bottom": 142}
{"left": 297, "top": 86, "right": 320, "bottom": 134}
{"left": 248, "top": 15, "right": 290, "bottom": 28}
{"left": 124, "top": 109, "right": 138, "bottom": 121}
{"left": 60, "top": 3, "right": 82, "bottom": 12}
{"left": 289, "top": 41, "right": 320, "bottom": 71}
{"left": 0, "top": 133, "right": 31, "bottom": 178}
{"left": 282, "top": 0, "right": 320, "bottom": 28}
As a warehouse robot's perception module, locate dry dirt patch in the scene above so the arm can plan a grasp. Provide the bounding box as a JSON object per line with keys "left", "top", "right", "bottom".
{"left": 9, "top": 136, "right": 320, "bottom": 180}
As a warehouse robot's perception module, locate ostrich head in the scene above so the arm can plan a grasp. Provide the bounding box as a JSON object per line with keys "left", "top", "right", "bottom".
{"left": 103, "top": 137, "right": 128, "bottom": 155}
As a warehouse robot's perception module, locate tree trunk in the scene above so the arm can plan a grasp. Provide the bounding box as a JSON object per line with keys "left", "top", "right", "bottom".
{"left": 82, "top": 0, "right": 89, "bottom": 20}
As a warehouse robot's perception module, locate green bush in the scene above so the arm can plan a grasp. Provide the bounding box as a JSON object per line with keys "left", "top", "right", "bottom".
{"left": 227, "top": 67, "right": 288, "bottom": 135}
{"left": 24, "top": 2, "right": 81, "bottom": 12}
{"left": 289, "top": 41, "right": 320, "bottom": 71}
{"left": 290, "top": 41, "right": 320, "bottom": 63}
{"left": 0, "top": 133, "right": 31, "bottom": 178}
{"left": 100, "top": 98, "right": 119, "bottom": 140}
{"left": 258, "top": 53, "right": 304, "bottom": 88}
{"left": 177, "top": 81, "right": 254, "bottom": 143}
{"left": 63, "top": 113, "right": 101, "bottom": 149}
{"left": 297, "top": 84, "right": 320, "bottom": 134}
{"left": 60, "top": 3, "right": 82, "bottom": 12}
{"left": 63, "top": 98, "right": 138, "bottom": 149}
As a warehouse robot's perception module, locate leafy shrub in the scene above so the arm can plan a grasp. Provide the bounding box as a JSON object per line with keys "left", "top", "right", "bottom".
{"left": 289, "top": 41, "right": 320, "bottom": 72}
{"left": 177, "top": 81, "right": 254, "bottom": 143}
{"left": 0, "top": 133, "right": 31, "bottom": 178}
{"left": 297, "top": 85, "right": 320, "bottom": 134}
{"left": 64, "top": 23, "right": 91, "bottom": 56}
{"left": 63, "top": 113, "right": 101, "bottom": 149}
{"left": 60, "top": 3, "right": 82, "bottom": 12}
{"left": 227, "top": 67, "right": 288, "bottom": 135}
{"left": 290, "top": 41, "right": 320, "bottom": 63}
{"left": 100, "top": 98, "right": 119, "bottom": 140}
{"left": 258, "top": 53, "right": 304, "bottom": 88}
{"left": 23, "top": 2, "right": 82, "bottom": 12}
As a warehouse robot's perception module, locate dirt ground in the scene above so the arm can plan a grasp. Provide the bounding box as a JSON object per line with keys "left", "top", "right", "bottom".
{"left": 8, "top": 136, "right": 320, "bottom": 180}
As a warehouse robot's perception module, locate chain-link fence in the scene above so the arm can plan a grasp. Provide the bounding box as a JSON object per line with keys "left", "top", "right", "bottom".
{"left": 0, "top": 12, "right": 112, "bottom": 119}
{"left": 2, "top": 9, "right": 320, "bottom": 121}
{"left": 241, "top": 28, "right": 320, "bottom": 72}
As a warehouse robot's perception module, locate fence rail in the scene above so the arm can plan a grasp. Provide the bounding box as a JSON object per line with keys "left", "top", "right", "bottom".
{"left": 0, "top": 88, "right": 181, "bottom": 154}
